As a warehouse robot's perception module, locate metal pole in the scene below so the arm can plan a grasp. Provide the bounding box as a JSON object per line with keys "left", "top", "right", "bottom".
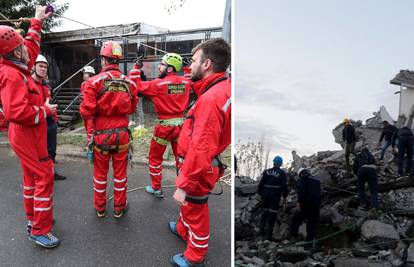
{"left": 222, "top": 0, "right": 231, "bottom": 43}
{"left": 62, "top": 94, "right": 81, "bottom": 113}
{"left": 52, "top": 58, "right": 96, "bottom": 98}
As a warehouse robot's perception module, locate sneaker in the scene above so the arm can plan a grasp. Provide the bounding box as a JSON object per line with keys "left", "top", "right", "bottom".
{"left": 96, "top": 210, "right": 106, "bottom": 218}
{"left": 26, "top": 221, "right": 32, "bottom": 236}
{"left": 54, "top": 173, "right": 66, "bottom": 180}
{"left": 114, "top": 203, "right": 128, "bottom": 219}
{"left": 170, "top": 253, "right": 204, "bottom": 267}
{"left": 29, "top": 232, "right": 60, "bottom": 248}
{"left": 145, "top": 185, "right": 164, "bottom": 198}
{"left": 169, "top": 221, "right": 185, "bottom": 241}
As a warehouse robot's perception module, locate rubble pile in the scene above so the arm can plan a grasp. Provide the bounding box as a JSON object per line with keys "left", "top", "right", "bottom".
{"left": 235, "top": 107, "right": 414, "bottom": 267}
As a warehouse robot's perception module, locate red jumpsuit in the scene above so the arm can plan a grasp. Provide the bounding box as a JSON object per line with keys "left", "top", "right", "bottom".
{"left": 0, "top": 105, "right": 7, "bottom": 132}
{"left": 174, "top": 72, "right": 231, "bottom": 263}
{"left": 0, "top": 19, "right": 55, "bottom": 235}
{"left": 129, "top": 67, "right": 191, "bottom": 190}
{"left": 80, "top": 65, "right": 138, "bottom": 213}
{"left": 34, "top": 80, "right": 58, "bottom": 122}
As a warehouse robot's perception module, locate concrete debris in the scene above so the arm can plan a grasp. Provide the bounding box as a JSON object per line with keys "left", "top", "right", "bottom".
{"left": 333, "top": 256, "right": 392, "bottom": 267}
{"left": 236, "top": 107, "right": 414, "bottom": 266}
{"left": 361, "top": 220, "right": 399, "bottom": 249}
{"left": 407, "top": 242, "right": 414, "bottom": 263}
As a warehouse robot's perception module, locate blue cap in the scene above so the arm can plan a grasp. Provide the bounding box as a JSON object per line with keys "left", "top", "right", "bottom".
{"left": 273, "top": 156, "right": 283, "bottom": 167}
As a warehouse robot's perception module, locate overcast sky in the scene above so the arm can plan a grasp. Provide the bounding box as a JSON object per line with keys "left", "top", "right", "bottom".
{"left": 54, "top": 0, "right": 226, "bottom": 32}
{"left": 235, "top": 0, "right": 414, "bottom": 163}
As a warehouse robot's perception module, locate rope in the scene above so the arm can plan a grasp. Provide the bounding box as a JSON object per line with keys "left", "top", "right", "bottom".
{"left": 108, "top": 173, "right": 231, "bottom": 200}
{"left": 56, "top": 14, "right": 168, "bottom": 54}
{"left": 2, "top": 4, "right": 181, "bottom": 103}
{"left": 323, "top": 184, "right": 357, "bottom": 195}
{"left": 108, "top": 184, "right": 176, "bottom": 201}
{"left": 52, "top": 58, "right": 96, "bottom": 95}
{"left": 272, "top": 220, "right": 361, "bottom": 250}
{"left": 0, "top": 0, "right": 168, "bottom": 54}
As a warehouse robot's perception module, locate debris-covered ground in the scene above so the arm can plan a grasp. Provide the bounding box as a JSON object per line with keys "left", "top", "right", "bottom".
{"left": 235, "top": 107, "right": 414, "bottom": 267}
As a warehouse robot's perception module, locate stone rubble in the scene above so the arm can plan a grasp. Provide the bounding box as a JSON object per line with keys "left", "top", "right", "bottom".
{"left": 235, "top": 107, "right": 414, "bottom": 266}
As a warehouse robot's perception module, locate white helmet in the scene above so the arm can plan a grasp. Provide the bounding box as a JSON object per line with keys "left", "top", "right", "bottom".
{"left": 35, "top": 55, "right": 48, "bottom": 65}
{"left": 83, "top": 66, "right": 95, "bottom": 74}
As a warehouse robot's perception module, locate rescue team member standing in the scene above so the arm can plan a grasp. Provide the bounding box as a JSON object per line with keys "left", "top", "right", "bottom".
{"left": 80, "top": 41, "right": 138, "bottom": 218}
{"left": 378, "top": 120, "right": 397, "bottom": 161}
{"left": 0, "top": 6, "right": 59, "bottom": 248}
{"left": 258, "top": 156, "right": 288, "bottom": 241}
{"left": 80, "top": 66, "right": 95, "bottom": 130}
{"left": 129, "top": 53, "right": 191, "bottom": 198}
{"left": 80, "top": 65, "right": 96, "bottom": 98}
{"left": 342, "top": 118, "right": 356, "bottom": 172}
{"left": 82, "top": 66, "right": 95, "bottom": 82}
{"left": 290, "top": 168, "right": 321, "bottom": 242}
{"left": 31, "top": 55, "right": 66, "bottom": 180}
{"left": 393, "top": 126, "right": 414, "bottom": 177}
{"left": 168, "top": 38, "right": 231, "bottom": 267}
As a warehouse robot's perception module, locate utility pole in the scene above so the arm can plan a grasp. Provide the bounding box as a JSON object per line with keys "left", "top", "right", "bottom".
{"left": 222, "top": 0, "right": 231, "bottom": 43}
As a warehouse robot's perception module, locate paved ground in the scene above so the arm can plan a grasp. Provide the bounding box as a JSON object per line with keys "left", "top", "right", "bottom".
{"left": 0, "top": 147, "right": 230, "bottom": 266}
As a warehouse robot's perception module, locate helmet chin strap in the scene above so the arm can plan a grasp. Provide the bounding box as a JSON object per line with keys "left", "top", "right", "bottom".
{"left": 17, "top": 45, "right": 26, "bottom": 65}
{"left": 34, "top": 71, "right": 45, "bottom": 80}
{"left": 33, "top": 65, "right": 46, "bottom": 80}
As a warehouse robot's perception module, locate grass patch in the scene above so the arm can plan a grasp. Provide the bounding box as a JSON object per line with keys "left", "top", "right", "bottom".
{"left": 57, "top": 133, "right": 85, "bottom": 146}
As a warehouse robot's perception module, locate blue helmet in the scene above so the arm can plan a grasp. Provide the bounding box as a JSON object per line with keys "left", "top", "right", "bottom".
{"left": 273, "top": 156, "right": 283, "bottom": 167}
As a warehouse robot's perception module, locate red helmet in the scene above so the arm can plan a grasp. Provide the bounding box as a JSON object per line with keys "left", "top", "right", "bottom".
{"left": 0, "top": 26, "right": 24, "bottom": 56}
{"left": 100, "top": 41, "right": 123, "bottom": 59}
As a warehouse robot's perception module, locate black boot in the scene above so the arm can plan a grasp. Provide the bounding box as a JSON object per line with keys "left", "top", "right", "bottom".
{"left": 54, "top": 173, "right": 66, "bottom": 180}
{"left": 265, "top": 222, "right": 275, "bottom": 241}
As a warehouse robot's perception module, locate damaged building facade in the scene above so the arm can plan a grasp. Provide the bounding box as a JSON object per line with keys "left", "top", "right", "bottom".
{"left": 40, "top": 23, "right": 222, "bottom": 126}
{"left": 391, "top": 70, "right": 414, "bottom": 127}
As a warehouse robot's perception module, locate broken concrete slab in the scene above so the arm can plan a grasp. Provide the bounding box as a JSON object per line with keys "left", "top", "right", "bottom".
{"left": 366, "top": 106, "right": 395, "bottom": 127}
{"left": 361, "top": 220, "right": 400, "bottom": 249}
{"left": 275, "top": 247, "right": 311, "bottom": 263}
{"left": 333, "top": 256, "right": 392, "bottom": 267}
{"left": 407, "top": 242, "right": 414, "bottom": 263}
{"left": 238, "top": 183, "right": 259, "bottom": 195}
{"left": 352, "top": 241, "right": 377, "bottom": 257}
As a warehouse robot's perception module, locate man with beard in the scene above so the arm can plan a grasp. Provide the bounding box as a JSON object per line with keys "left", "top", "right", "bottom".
{"left": 129, "top": 53, "right": 191, "bottom": 198}
{"left": 168, "top": 38, "right": 231, "bottom": 267}
{"left": 32, "top": 55, "right": 66, "bottom": 180}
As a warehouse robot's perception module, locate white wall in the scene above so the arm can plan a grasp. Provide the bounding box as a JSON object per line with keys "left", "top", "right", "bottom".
{"left": 400, "top": 87, "right": 414, "bottom": 118}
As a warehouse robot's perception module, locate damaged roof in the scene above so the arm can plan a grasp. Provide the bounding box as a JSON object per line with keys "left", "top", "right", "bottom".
{"left": 390, "top": 69, "right": 414, "bottom": 88}
{"left": 43, "top": 22, "right": 168, "bottom": 44}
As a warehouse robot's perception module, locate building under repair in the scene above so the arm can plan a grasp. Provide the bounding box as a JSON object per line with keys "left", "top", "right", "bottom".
{"left": 234, "top": 73, "right": 414, "bottom": 266}
{"left": 41, "top": 23, "right": 222, "bottom": 127}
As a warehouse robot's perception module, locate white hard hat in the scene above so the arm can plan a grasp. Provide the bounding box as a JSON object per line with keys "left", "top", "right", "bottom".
{"left": 83, "top": 66, "right": 95, "bottom": 74}
{"left": 35, "top": 55, "right": 48, "bottom": 65}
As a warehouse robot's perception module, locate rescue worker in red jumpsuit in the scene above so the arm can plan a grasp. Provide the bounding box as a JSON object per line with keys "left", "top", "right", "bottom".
{"left": 83, "top": 66, "right": 96, "bottom": 82}
{"left": 32, "top": 55, "right": 67, "bottom": 180}
{"left": 129, "top": 53, "right": 191, "bottom": 198}
{"left": 80, "top": 66, "right": 95, "bottom": 131}
{"left": 168, "top": 38, "right": 231, "bottom": 267}
{"left": 0, "top": 6, "right": 59, "bottom": 248}
{"left": 80, "top": 41, "right": 138, "bottom": 218}
{"left": 0, "top": 103, "right": 7, "bottom": 132}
